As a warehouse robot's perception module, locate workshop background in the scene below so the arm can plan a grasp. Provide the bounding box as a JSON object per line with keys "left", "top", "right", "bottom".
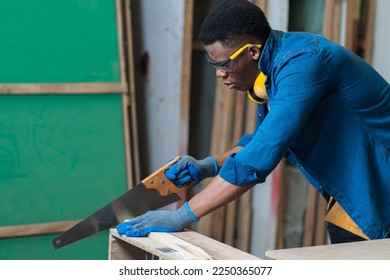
{"left": 0, "top": 0, "right": 388, "bottom": 259}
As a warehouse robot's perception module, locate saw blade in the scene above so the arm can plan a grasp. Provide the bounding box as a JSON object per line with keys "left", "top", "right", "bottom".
{"left": 51, "top": 156, "right": 193, "bottom": 249}
{"left": 52, "top": 183, "right": 180, "bottom": 249}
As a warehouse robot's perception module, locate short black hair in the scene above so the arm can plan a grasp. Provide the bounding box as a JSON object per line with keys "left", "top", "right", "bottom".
{"left": 199, "top": 0, "right": 271, "bottom": 47}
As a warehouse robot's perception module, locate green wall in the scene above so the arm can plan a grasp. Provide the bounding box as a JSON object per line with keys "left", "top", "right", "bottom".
{"left": 0, "top": 0, "right": 127, "bottom": 259}
{"left": 0, "top": 0, "right": 120, "bottom": 83}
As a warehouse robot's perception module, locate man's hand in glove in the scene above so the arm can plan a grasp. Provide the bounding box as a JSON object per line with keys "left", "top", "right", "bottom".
{"left": 165, "top": 155, "right": 218, "bottom": 187}
{"left": 116, "top": 202, "right": 199, "bottom": 237}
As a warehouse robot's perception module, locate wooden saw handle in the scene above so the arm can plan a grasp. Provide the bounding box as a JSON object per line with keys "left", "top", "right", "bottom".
{"left": 141, "top": 156, "right": 194, "bottom": 196}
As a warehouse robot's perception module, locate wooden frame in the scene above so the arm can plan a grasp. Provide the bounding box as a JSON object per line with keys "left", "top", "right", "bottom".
{"left": 0, "top": 83, "right": 127, "bottom": 94}
{"left": 0, "top": 221, "right": 80, "bottom": 238}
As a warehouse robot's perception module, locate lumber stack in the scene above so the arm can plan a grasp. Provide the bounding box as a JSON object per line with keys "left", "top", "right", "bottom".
{"left": 323, "top": 0, "right": 376, "bottom": 63}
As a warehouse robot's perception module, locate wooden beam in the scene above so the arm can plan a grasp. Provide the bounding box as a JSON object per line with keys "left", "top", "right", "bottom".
{"left": 236, "top": 191, "right": 253, "bottom": 251}
{"left": 314, "top": 195, "right": 328, "bottom": 245}
{"left": 275, "top": 160, "right": 287, "bottom": 249}
{"left": 0, "top": 83, "right": 127, "bottom": 94}
{"left": 225, "top": 93, "right": 246, "bottom": 246}
{"left": 171, "top": 231, "right": 260, "bottom": 259}
{"left": 322, "top": 0, "right": 335, "bottom": 40}
{"left": 323, "top": 0, "right": 342, "bottom": 43}
{"left": 0, "top": 220, "right": 80, "bottom": 238}
{"left": 149, "top": 232, "right": 212, "bottom": 260}
{"left": 362, "top": 0, "right": 376, "bottom": 63}
{"left": 123, "top": 0, "right": 141, "bottom": 186}
{"left": 179, "top": 0, "right": 194, "bottom": 157}
{"left": 345, "top": 0, "right": 361, "bottom": 51}
{"left": 251, "top": 0, "right": 267, "bottom": 11}
{"left": 116, "top": 0, "right": 135, "bottom": 189}
{"left": 116, "top": 0, "right": 126, "bottom": 86}
{"left": 302, "top": 186, "right": 318, "bottom": 246}
{"left": 109, "top": 229, "right": 261, "bottom": 260}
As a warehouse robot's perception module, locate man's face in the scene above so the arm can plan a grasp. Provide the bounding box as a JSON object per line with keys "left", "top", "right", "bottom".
{"left": 205, "top": 41, "right": 261, "bottom": 92}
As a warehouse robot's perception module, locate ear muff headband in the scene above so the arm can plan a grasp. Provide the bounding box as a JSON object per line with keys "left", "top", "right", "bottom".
{"left": 247, "top": 72, "right": 268, "bottom": 104}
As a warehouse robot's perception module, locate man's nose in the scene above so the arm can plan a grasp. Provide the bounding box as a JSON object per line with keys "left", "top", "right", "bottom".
{"left": 216, "top": 68, "right": 228, "bottom": 78}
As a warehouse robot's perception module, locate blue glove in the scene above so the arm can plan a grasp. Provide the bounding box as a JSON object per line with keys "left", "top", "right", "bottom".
{"left": 165, "top": 155, "right": 218, "bottom": 187}
{"left": 116, "top": 202, "right": 199, "bottom": 237}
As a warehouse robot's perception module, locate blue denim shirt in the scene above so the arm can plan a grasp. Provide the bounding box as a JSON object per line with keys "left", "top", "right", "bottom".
{"left": 219, "top": 30, "right": 390, "bottom": 239}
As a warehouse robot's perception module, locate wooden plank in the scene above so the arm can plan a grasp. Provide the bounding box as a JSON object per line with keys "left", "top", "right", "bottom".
{"left": 194, "top": 179, "right": 214, "bottom": 237}
{"left": 171, "top": 231, "right": 260, "bottom": 260}
{"left": 109, "top": 233, "right": 146, "bottom": 260}
{"left": 0, "top": 220, "right": 80, "bottom": 238}
{"left": 332, "top": 0, "right": 342, "bottom": 43}
{"left": 210, "top": 86, "right": 235, "bottom": 241}
{"left": 179, "top": 0, "right": 194, "bottom": 157}
{"left": 110, "top": 231, "right": 190, "bottom": 260}
{"left": 323, "top": 0, "right": 342, "bottom": 43}
{"left": 314, "top": 195, "right": 328, "bottom": 245}
{"left": 206, "top": 79, "right": 236, "bottom": 242}
{"left": 244, "top": 101, "right": 258, "bottom": 133}
{"left": 362, "top": 0, "right": 376, "bottom": 63}
{"left": 345, "top": 0, "right": 360, "bottom": 51}
{"left": 225, "top": 93, "right": 246, "bottom": 246}
{"left": 0, "top": 83, "right": 127, "bottom": 94}
{"left": 210, "top": 207, "right": 226, "bottom": 242}
{"left": 236, "top": 191, "right": 253, "bottom": 251}
{"left": 149, "top": 232, "right": 212, "bottom": 260}
{"left": 322, "top": 0, "right": 335, "bottom": 40}
{"left": 224, "top": 202, "right": 237, "bottom": 246}
{"left": 109, "top": 229, "right": 261, "bottom": 260}
{"left": 213, "top": 80, "right": 236, "bottom": 154}
{"left": 116, "top": 0, "right": 134, "bottom": 189}
{"left": 116, "top": 0, "right": 126, "bottom": 85}
{"left": 251, "top": 0, "right": 267, "bottom": 11}
{"left": 275, "top": 160, "right": 288, "bottom": 249}
{"left": 123, "top": 0, "right": 141, "bottom": 185}
{"left": 302, "top": 188, "right": 328, "bottom": 247}
{"left": 236, "top": 97, "right": 258, "bottom": 252}
{"left": 266, "top": 238, "right": 390, "bottom": 260}
{"left": 232, "top": 93, "right": 246, "bottom": 144}
{"left": 302, "top": 187, "right": 318, "bottom": 246}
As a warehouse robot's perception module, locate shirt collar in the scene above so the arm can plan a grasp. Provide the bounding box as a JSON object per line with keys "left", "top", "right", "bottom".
{"left": 258, "top": 29, "right": 282, "bottom": 76}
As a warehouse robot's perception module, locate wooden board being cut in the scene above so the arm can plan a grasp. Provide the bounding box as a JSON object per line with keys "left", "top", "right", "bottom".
{"left": 109, "top": 229, "right": 261, "bottom": 260}
{"left": 266, "top": 238, "right": 390, "bottom": 260}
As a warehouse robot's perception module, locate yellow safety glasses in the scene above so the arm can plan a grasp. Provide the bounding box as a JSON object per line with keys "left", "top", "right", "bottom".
{"left": 207, "top": 43, "right": 261, "bottom": 72}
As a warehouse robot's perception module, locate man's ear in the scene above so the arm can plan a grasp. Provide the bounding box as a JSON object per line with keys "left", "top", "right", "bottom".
{"left": 248, "top": 45, "right": 261, "bottom": 60}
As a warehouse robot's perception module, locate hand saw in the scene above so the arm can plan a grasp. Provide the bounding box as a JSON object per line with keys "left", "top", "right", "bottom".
{"left": 52, "top": 156, "right": 191, "bottom": 249}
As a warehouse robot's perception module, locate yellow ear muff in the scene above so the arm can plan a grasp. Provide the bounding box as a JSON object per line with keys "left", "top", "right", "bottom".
{"left": 247, "top": 72, "right": 268, "bottom": 104}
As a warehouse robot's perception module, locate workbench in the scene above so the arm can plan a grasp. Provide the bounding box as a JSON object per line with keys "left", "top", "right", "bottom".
{"left": 266, "top": 238, "right": 390, "bottom": 260}
{"left": 108, "top": 228, "right": 261, "bottom": 260}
